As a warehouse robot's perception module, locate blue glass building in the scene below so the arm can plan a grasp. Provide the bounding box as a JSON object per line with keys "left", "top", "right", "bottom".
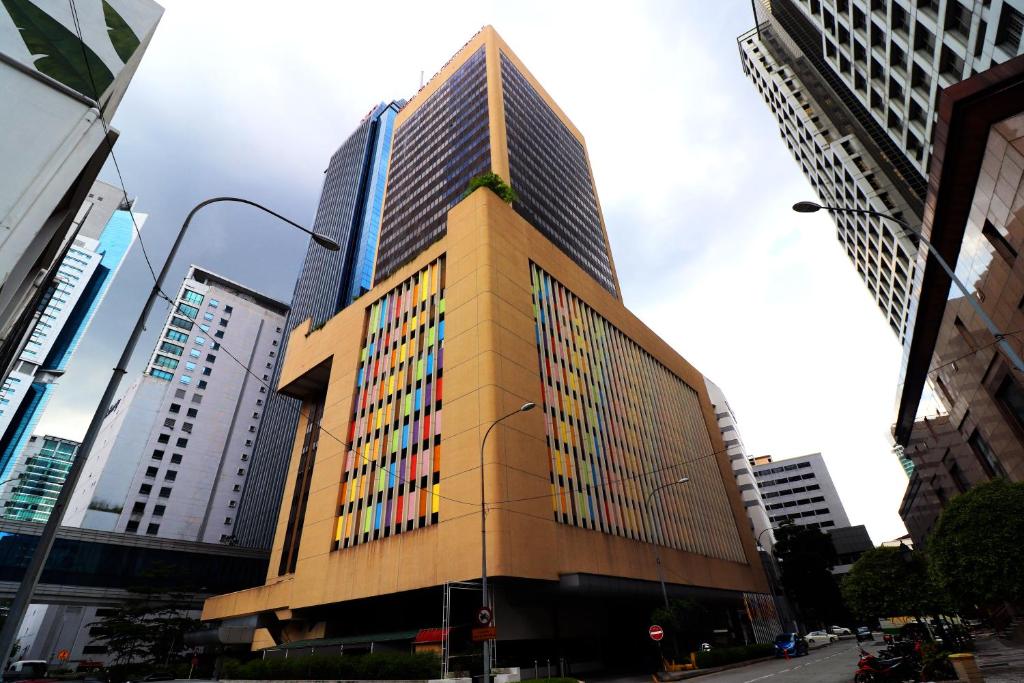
{"left": 0, "top": 199, "right": 138, "bottom": 497}
{"left": 234, "top": 101, "right": 404, "bottom": 549}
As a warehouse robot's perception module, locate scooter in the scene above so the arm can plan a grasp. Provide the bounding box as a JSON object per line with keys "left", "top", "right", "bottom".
{"left": 854, "top": 647, "right": 920, "bottom": 682}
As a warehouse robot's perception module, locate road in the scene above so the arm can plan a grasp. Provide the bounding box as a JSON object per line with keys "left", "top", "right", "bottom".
{"left": 692, "top": 640, "right": 862, "bottom": 682}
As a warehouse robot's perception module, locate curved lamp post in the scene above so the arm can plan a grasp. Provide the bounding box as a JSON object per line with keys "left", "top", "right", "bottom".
{"left": 645, "top": 477, "right": 690, "bottom": 609}
{"left": 793, "top": 201, "right": 1024, "bottom": 374}
{"left": 0, "top": 198, "right": 339, "bottom": 671}
{"left": 479, "top": 401, "right": 535, "bottom": 683}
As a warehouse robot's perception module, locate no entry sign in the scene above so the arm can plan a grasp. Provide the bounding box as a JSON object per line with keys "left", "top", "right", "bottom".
{"left": 649, "top": 625, "right": 664, "bottom": 641}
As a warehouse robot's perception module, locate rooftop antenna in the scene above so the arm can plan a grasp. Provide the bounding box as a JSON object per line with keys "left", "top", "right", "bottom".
{"left": 420, "top": 70, "right": 424, "bottom": 89}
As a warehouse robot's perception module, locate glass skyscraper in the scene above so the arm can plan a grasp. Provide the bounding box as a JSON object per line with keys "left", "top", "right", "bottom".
{"left": 0, "top": 181, "right": 139, "bottom": 489}
{"left": 374, "top": 36, "right": 619, "bottom": 297}
{"left": 234, "top": 101, "right": 404, "bottom": 549}
{"left": 0, "top": 435, "right": 78, "bottom": 522}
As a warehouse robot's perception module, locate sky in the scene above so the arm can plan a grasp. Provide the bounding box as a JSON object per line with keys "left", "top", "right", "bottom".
{"left": 37, "top": 0, "right": 912, "bottom": 543}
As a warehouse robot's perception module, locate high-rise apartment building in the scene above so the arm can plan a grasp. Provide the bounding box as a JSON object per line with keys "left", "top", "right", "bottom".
{"left": 0, "top": 434, "right": 79, "bottom": 522}
{"left": 0, "top": 181, "right": 139, "bottom": 484}
{"left": 204, "top": 28, "right": 778, "bottom": 663}
{"left": 66, "top": 266, "right": 287, "bottom": 543}
{"left": 739, "top": 0, "right": 1024, "bottom": 339}
{"left": 374, "top": 27, "right": 620, "bottom": 297}
{"left": 751, "top": 452, "right": 852, "bottom": 531}
{"left": 234, "top": 100, "right": 404, "bottom": 550}
{"left": 705, "top": 379, "right": 774, "bottom": 548}
{"left": 0, "top": 0, "right": 161, "bottom": 387}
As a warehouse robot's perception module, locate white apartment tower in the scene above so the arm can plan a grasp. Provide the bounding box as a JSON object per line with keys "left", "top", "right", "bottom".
{"left": 738, "top": 0, "right": 1024, "bottom": 340}
{"left": 751, "top": 452, "right": 852, "bottom": 531}
{"left": 66, "top": 266, "right": 288, "bottom": 543}
{"left": 704, "top": 379, "right": 775, "bottom": 549}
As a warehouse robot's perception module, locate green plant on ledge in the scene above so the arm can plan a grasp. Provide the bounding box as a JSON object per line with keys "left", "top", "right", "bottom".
{"left": 463, "top": 172, "right": 518, "bottom": 204}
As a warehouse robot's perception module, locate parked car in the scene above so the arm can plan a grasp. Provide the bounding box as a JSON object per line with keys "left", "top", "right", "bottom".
{"left": 5, "top": 660, "right": 48, "bottom": 681}
{"left": 856, "top": 626, "right": 873, "bottom": 642}
{"left": 830, "top": 625, "right": 853, "bottom": 636}
{"left": 774, "top": 632, "right": 809, "bottom": 657}
{"left": 805, "top": 630, "right": 833, "bottom": 648}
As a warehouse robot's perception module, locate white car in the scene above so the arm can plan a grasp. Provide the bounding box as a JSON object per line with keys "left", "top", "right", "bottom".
{"left": 830, "top": 625, "right": 852, "bottom": 636}
{"left": 805, "top": 631, "right": 833, "bottom": 648}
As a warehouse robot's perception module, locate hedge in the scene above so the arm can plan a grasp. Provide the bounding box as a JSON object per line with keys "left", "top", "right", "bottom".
{"left": 222, "top": 652, "right": 441, "bottom": 680}
{"left": 695, "top": 643, "right": 775, "bottom": 668}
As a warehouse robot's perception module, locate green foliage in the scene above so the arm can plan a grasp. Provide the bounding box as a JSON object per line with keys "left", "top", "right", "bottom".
{"left": 102, "top": 0, "right": 140, "bottom": 62}
{"left": 774, "top": 522, "right": 848, "bottom": 626}
{"left": 918, "top": 643, "right": 956, "bottom": 681}
{"left": 2, "top": 0, "right": 114, "bottom": 99}
{"left": 463, "top": 172, "right": 519, "bottom": 204}
{"left": 841, "top": 547, "right": 946, "bottom": 619}
{"left": 651, "top": 599, "right": 712, "bottom": 655}
{"left": 227, "top": 652, "right": 441, "bottom": 680}
{"left": 694, "top": 644, "right": 774, "bottom": 669}
{"left": 928, "top": 479, "right": 1024, "bottom": 610}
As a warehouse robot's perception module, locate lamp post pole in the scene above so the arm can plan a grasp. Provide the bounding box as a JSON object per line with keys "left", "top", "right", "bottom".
{"left": 0, "top": 198, "right": 339, "bottom": 674}
{"left": 793, "top": 201, "right": 1024, "bottom": 374}
{"left": 645, "top": 477, "right": 690, "bottom": 610}
{"left": 479, "top": 402, "right": 535, "bottom": 683}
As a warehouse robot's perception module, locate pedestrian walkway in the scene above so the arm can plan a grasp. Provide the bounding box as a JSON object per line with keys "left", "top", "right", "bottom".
{"left": 973, "top": 634, "right": 1024, "bottom": 682}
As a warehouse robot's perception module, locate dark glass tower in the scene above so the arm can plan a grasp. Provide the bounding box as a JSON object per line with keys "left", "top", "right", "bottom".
{"left": 374, "top": 28, "right": 620, "bottom": 297}
{"left": 233, "top": 101, "right": 403, "bottom": 549}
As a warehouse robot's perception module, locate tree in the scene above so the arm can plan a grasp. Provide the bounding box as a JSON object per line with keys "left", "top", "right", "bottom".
{"left": 928, "top": 479, "right": 1024, "bottom": 610}
{"left": 651, "top": 599, "right": 713, "bottom": 657}
{"left": 773, "top": 522, "right": 847, "bottom": 627}
{"left": 463, "top": 172, "right": 518, "bottom": 204}
{"left": 841, "top": 546, "right": 945, "bottom": 620}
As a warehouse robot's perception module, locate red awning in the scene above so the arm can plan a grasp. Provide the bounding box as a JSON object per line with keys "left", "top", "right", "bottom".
{"left": 413, "top": 628, "right": 448, "bottom": 644}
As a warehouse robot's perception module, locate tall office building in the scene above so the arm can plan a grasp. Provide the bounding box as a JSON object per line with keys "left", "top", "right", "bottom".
{"left": 739, "top": 0, "right": 1024, "bottom": 339}
{"left": 374, "top": 27, "right": 620, "bottom": 297}
{"left": 65, "top": 266, "right": 287, "bottom": 543}
{"left": 0, "top": 434, "right": 78, "bottom": 522}
{"left": 0, "top": 180, "right": 139, "bottom": 485}
{"left": 205, "top": 28, "right": 778, "bottom": 662}
{"left": 0, "top": 0, "right": 162, "bottom": 387}
{"left": 751, "top": 452, "right": 852, "bottom": 531}
{"left": 234, "top": 100, "right": 404, "bottom": 549}
{"left": 705, "top": 379, "right": 774, "bottom": 548}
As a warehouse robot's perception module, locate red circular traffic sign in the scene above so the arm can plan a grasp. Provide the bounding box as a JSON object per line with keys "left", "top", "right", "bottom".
{"left": 649, "top": 625, "right": 664, "bottom": 641}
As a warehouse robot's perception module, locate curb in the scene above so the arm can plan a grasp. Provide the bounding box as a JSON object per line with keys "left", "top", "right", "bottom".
{"left": 654, "top": 656, "right": 776, "bottom": 681}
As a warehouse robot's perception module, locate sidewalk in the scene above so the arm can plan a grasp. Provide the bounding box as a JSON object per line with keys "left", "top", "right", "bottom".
{"left": 972, "top": 634, "right": 1024, "bottom": 682}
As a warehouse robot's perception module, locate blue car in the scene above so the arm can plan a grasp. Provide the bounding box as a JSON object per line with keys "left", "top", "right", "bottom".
{"left": 773, "top": 632, "right": 809, "bottom": 657}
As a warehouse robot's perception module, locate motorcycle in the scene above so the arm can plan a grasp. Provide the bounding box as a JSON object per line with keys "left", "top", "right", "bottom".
{"left": 854, "top": 647, "right": 921, "bottom": 682}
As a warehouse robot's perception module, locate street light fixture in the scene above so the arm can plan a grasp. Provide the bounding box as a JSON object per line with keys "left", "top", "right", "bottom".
{"left": 645, "top": 476, "right": 690, "bottom": 609}
{"left": 479, "top": 401, "right": 534, "bottom": 683}
{"left": 791, "top": 201, "right": 1024, "bottom": 374}
{"left": 0, "top": 197, "right": 339, "bottom": 671}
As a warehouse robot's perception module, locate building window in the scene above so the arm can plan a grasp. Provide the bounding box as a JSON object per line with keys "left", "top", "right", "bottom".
{"left": 949, "top": 462, "right": 970, "bottom": 493}
{"left": 146, "top": 523, "right": 160, "bottom": 535}
{"left": 187, "top": 407, "right": 198, "bottom": 418}
{"left": 153, "top": 505, "right": 166, "bottom": 516}
{"left": 220, "top": 318, "right": 229, "bottom": 327}
{"left": 185, "top": 361, "right": 197, "bottom": 372}
{"left": 182, "top": 422, "right": 193, "bottom": 433}
{"left": 189, "top": 349, "right": 201, "bottom": 358}
{"left": 163, "top": 418, "right": 175, "bottom": 429}
{"left": 151, "top": 368, "right": 173, "bottom": 382}
{"left": 208, "top": 298, "right": 219, "bottom": 308}
{"left": 982, "top": 219, "right": 1017, "bottom": 262}
{"left": 237, "top": 468, "right": 245, "bottom": 476}
{"left": 152, "top": 450, "right": 164, "bottom": 461}
{"left": 224, "top": 517, "right": 233, "bottom": 524}
{"left": 182, "top": 289, "right": 204, "bottom": 305}
{"left": 165, "top": 470, "right": 177, "bottom": 481}
{"left": 229, "top": 500, "right": 236, "bottom": 508}
{"left": 145, "top": 466, "right": 158, "bottom": 478}
{"left": 170, "top": 316, "right": 193, "bottom": 330}
{"left": 206, "top": 354, "right": 216, "bottom": 363}
{"left": 175, "top": 388, "right": 187, "bottom": 399}
{"left": 179, "top": 375, "right": 192, "bottom": 385}
{"left": 159, "top": 341, "right": 184, "bottom": 356}
{"left": 192, "top": 394, "right": 203, "bottom": 404}
{"left": 154, "top": 355, "right": 179, "bottom": 370}
{"left": 171, "top": 453, "right": 183, "bottom": 464}
{"left": 203, "top": 367, "right": 212, "bottom": 376}
{"left": 200, "top": 324, "right": 210, "bottom": 332}
{"left": 125, "top": 520, "right": 139, "bottom": 533}
{"left": 215, "top": 330, "right": 224, "bottom": 339}
{"left": 968, "top": 428, "right": 1006, "bottom": 478}
{"left": 226, "top": 305, "right": 234, "bottom": 314}
{"left": 139, "top": 484, "right": 152, "bottom": 495}
{"left": 204, "top": 312, "right": 215, "bottom": 321}
{"left": 159, "top": 487, "right": 172, "bottom": 498}
{"left": 232, "top": 484, "right": 241, "bottom": 492}
{"left": 169, "top": 403, "right": 181, "bottom": 414}
{"left": 996, "top": 374, "right": 1024, "bottom": 432}
{"left": 177, "top": 303, "right": 200, "bottom": 319}
{"left": 131, "top": 501, "right": 146, "bottom": 514}
{"left": 211, "top": 342, "right": 220, "bottom": 350}
{"left": 279, "top": 395, "right": 325, "bottom": 575}
{"left": 194, "top": 336, "right": 205, "bottom": 346}
{"left": 997, "top": 5, "right": 1024, "bottom": 50}
{"left": 176, "top": 437, "right": 188, "bottom": 447}
{"left": 198, "top": 380, "right": 208, "bottom": 389}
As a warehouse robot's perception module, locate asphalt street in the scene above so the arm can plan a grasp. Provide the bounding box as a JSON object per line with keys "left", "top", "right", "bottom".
{"left": 691, "top": 640, "right": 863, "bottom": 682}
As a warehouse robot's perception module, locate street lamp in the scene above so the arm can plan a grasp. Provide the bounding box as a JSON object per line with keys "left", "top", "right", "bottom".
{"left": 792, "top": 201, "right": 1024, "bottom": 374}
{"left": 645, "top": 477, "right": 690, "bottom": 609}
{"left": 479, "top": 401, "right": 534, "bottom": 683}
{"left": 0, "top": 197, "right": 339, "bottom": 671}
{"left": 756, "top": 527, "right": 775, "bottom": 552}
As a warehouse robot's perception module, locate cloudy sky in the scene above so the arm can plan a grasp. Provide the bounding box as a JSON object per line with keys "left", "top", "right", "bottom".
{"left": 38, "top": 0, "right": 914, "bottom": 543}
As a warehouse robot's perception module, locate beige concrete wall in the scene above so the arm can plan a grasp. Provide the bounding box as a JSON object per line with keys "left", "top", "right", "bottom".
{"left": 203, "top": 190, "right": 767, "bottom": 623}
